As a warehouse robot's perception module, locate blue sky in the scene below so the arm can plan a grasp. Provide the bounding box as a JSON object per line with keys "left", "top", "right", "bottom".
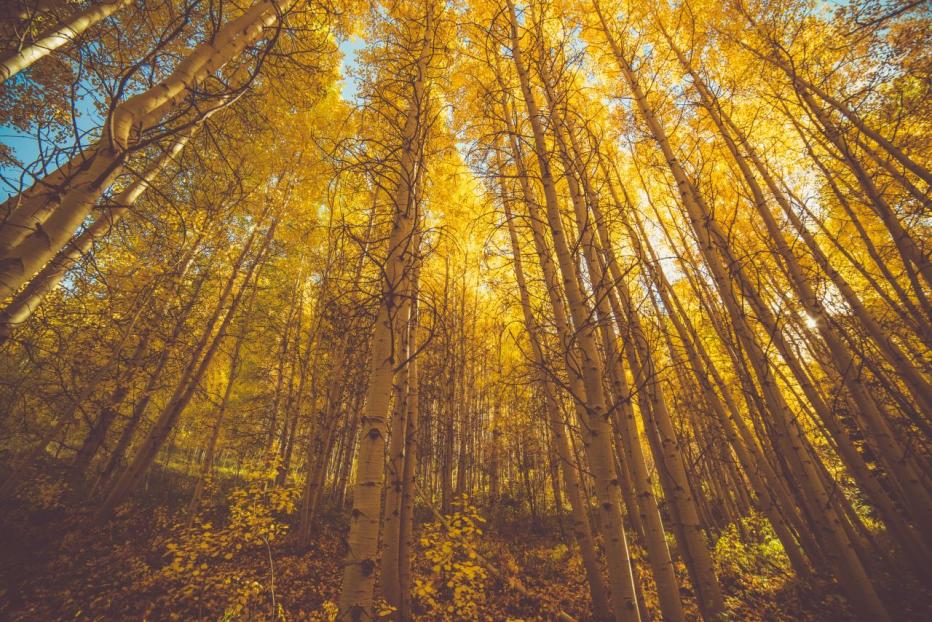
{"left": 0, "top": 76, "right": 102, "bottom": 201}
{"left": 339, "top": 34, "right": 364, "bottom": 103}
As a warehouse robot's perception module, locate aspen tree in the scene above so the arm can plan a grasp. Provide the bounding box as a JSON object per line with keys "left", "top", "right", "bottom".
{"left": 591, "top": 3, "right": 893, "bottom": 618}
{"left": 0, "top": 0, "right": 298, "bottom": 299}
{"left": 640, "top": 172, "right": 833, "bottom": 572}
{"left": 0, "top": 0, "right": 132, "bottom": 83}
{"left": 503, "top": 2, "right": 640, "bottom": 618}
{"left": 0, "top": 129, "right": 197, "bottom": 344}
{"left": 498, "top": 150, "right": 612, "bottom": 620}
{"left": 548, "top": 108, "right": 693, "bottom": 622}
{"left": 381, "top": 246, "right": 419, "bottom": 615}
{"left": 337, "top": 3, "right": 435, "bottom": 616}
{"left": 0, "top": 280, "right": 156, "bottom": 497}
{"left": 616, "top": 183, "right": 812, "bottom": 576}
{"left": 97, "top": 206, "right": 279, "bottom": 520}
{"left": 297, "top": 205, "right": 375, "bottom": 543}
{"left": 397, "top": 259, "right": 422, "bottom": 621}
{"left": 534, "top": 43, "right": 717, "bottom": 613}
{"left": 185, "top": 310, "right": 251, "bottom": 527}
{"left": 68, "top": 236, "right": 204, "bottom": 483}
{"left": 497, "top": 82, "right": 630, "bottom": 618}
{"left": 90, "top": 238, "right": 221, "bottom": 496}
{"left": 653, "top": 19, "right": 932, "bottom": 553}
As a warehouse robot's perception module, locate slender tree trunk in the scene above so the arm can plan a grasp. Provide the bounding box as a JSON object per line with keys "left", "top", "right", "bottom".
{"left": 337, "top": 13, "right": 432, "bottom": 614}
{"left": 592, "top": 5, "right": 891, "bottom": 618}
{"left": 185, "top": 318, "right": 248, "bottom": 527}
{"left": 381, "top": 264, "right": 417, "bottom": 616}
{"left": 398, "top": 263, "right": 422, "bottom": 622}
{"left": 0, "top": 0, "right": 296, "bottom": 298}
{"left": 0, "top": 132, "right": 193, "bottom": 343}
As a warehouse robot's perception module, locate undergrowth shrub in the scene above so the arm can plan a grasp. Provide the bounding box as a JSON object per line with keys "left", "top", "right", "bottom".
{"left": 714, "top": 511, "right": 791, "bottom": 614}
{"left": 157, "top": 461, "right": 297, "bottom": 618}
{"left": 414, "top": 495, "right": 488, "bottom": 620}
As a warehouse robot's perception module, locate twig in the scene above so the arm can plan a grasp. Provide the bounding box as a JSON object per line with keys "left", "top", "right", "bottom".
{"left": 263, "top": 534, "right": 278, "bottom": 619}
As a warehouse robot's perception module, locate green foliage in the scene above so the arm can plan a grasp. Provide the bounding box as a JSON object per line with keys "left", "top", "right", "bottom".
{"left": 414, "top": 495, "right": 488, "bottom": 620}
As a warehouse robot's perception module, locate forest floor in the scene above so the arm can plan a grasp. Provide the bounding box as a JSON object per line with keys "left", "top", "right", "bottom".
{"left": 0, "top": 464, "right": 930, "bottom": 621}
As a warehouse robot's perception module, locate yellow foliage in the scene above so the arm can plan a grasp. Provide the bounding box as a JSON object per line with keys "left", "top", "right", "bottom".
{"left": 414, "top": 496, "right": 488, "bottom": 621}
{"left": 159, "top": 464, "right": 297, "bottom": 616}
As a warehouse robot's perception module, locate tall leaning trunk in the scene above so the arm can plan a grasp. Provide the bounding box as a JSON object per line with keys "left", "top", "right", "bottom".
{"left": 68, "top": 232, "right": 203, "bottom": 486}
{"left": 186, "top": 319, "right": 248, "bottom": 528}
{"left": 665, "top": 37, "right": 932, "bottom": 552}
{"left": 0, "top": 283, "right": 154, "bottom": 497}
{"left": 499, "top": 79, "right": 648, "bottom": 617}
{"left": 397, "top": 263, "right": 422, "bottom": 622}
{"left": 96, "top": 214, "right": 276, "bottom": 520}
{"left": 538, "top": 73, "right": 691, "bottom": 620}
{"left": 662, "top": 27, "right": 931, "bottom": 511}
{"left": 619, "top": 178, "right": 811, "bottom": 577}
{"left": 380, "top": 270, "right": 415, "bottom": 616}
{"left": 0, "top": 144, "right": 125, "bottom": 298}
{"left": 0, "top": 0, "right": 131, "bottom": 83}
{"left": 88, "top": 240, "right": 217, "bottom": 495}
{"left": 735, "top": 4, "right": 932, "bottom": 187}
{"left": 0, "top": 132, "right": 193, "bottom": 344}
{"left": 0, "top": 0, "right": 294, "bottom": 299}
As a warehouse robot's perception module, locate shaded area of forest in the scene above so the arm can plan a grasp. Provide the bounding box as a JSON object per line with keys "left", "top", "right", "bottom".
{"left": 5, "top": 458, "right": 928, "bottom": 620}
